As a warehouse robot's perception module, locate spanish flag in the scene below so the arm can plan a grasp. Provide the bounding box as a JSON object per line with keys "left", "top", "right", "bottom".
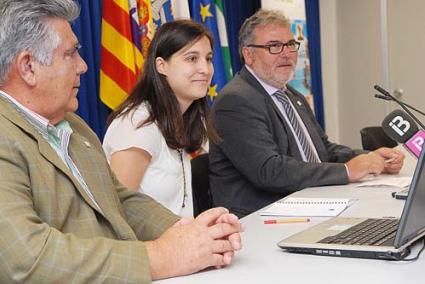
{"left": 100, "top": 0, "right": 153, "bottom": 110}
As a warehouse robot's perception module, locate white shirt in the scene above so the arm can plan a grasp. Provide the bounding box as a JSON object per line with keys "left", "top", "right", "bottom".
{"left": 103, "top": 103, "right": 193, "bottom": 217}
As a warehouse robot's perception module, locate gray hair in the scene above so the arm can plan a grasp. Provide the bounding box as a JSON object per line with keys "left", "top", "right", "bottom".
{"left": 239, "top": 9, "right": 291, "bottom": 64}
{"left": 0, "top": 0, "right": 80, "bottom": 84}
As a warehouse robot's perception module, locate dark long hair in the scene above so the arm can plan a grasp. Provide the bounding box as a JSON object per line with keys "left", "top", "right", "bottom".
{"left": 108, "top": 20, "right": 219, "bottom": 152}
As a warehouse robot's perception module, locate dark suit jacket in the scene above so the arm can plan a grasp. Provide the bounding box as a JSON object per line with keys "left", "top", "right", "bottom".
{"left": 0, "top": 96, "right": 179, "bottom": 283}
{"left": 209, "top": 66, "right": 364, "bottom": 217}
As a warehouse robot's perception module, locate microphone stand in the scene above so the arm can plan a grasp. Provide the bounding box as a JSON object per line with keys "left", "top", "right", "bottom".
{"left": 374, "top": 85, "right": 425, "bottom": 130}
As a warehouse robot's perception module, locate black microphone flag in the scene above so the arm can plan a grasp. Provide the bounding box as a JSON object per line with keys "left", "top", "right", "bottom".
{"left": 381, "top": 109, "right": 418, "bottom": 143}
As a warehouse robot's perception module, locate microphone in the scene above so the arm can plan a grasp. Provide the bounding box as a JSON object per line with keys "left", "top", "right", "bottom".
{"left": 381, "top": 109, "right": 425, "bottom": 158}
{"left": 374, "top": 94, "right": 391, "bottom": 101}
{"left": 374, "top": 85, "right": 425, "bottom": 129}
{"left": 405, "top": 131, "right": 425, "bottom": 158}
{"left": 374, "top": 94, "right": 425, "bottom": 117}
{"left": 382, "top": 110, "right": 418, "bottom": 143}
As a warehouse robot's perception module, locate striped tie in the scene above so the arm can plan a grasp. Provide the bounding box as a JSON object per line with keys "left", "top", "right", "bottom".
{"left": 274, "top": 90, "right": 320, "bottom": 163}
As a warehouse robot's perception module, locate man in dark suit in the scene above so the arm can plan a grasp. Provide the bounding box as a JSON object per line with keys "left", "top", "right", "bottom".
{"left": 209, "top": 9, "right": 404, "bottom": 218}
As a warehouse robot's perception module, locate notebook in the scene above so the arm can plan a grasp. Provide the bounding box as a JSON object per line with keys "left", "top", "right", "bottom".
{"left": 278, "top": 148, "right": 425, "bottom": 260}
{"left": 260, "top": 198, "right": 352, "bottom": 217}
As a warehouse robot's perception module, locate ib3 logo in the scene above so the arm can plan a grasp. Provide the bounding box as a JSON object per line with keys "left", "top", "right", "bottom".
{"left": 389, "top": 116, "right": 411, "bottom": 136}
{"left": 411, "top": 135, "right": 424, "bottom": 152}
{"left": 405, "top": 130, "right": 425, "bottom": 157}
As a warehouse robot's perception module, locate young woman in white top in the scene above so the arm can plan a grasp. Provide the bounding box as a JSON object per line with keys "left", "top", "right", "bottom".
{"left": 103, "top": 20, "right": 219, "bottom": 217}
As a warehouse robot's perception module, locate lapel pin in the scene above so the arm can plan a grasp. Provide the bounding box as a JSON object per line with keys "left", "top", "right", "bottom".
{"left": 84, "top": 141, "right": 91, "bottom": 148}
{"left": 297, "top": 101, "right": 302, "bottom": 106}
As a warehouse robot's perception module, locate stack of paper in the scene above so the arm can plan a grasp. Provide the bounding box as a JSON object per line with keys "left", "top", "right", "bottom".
{"left": 355, "top": 176, "right": 412, "bottom": 188}
{"left": 260, "top": 197, "right": 353, "bottom": 217}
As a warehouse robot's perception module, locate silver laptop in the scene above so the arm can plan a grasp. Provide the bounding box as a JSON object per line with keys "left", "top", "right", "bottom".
{"left": 278, "top": 149, "right": 425, "bottom": 260}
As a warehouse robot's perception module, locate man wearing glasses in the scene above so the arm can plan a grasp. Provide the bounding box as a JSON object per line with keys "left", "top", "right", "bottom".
{"left": 209, "top": 9, "right": 404, "bottom": 218}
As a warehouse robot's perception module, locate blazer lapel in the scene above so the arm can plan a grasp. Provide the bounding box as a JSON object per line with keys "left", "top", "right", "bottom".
{"left": 67, "top": 131, "right": 117, "bottom": 217}
{"left": 285, "top": 88, "right": 327, "bottom": 160}
{"left": 239, "top": 67, "right": 304, "bottom": 159}
{"left": 0, "top": 97, "right": 105, "bottom": 216}
{"left": 67, "top": 126, "right": 137, "bottom": 237}
{"left": 239, "top": 66, "right": 289, "bottom": 125}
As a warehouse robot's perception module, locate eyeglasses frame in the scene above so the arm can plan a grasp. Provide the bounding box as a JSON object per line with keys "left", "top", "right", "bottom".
{"left": 246, "top": 40, "right": 301, "bottom": 54}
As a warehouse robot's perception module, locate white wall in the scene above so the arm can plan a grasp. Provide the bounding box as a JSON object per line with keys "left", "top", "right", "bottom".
{"left": 319, "top": 0, "right": 339, "bottom": 142}
{"left": 387, "top": 0, "right": 425, "bottom": 121}
{"left": 320, "top": 0, "right": 388, "bottom": 148}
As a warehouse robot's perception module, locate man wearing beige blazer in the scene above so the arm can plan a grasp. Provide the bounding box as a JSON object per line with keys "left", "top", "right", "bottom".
{"left": 0, "top": 0, "right": 242, "bottom": 283}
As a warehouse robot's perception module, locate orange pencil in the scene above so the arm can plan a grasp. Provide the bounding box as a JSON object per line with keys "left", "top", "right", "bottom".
{"left": 264, "top": 218, "right": 310, "bottom": 224}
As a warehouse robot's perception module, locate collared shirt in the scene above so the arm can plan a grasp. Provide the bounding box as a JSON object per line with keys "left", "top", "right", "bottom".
{"left": 245, "top": 65, "right": 321, "bottom": 163}
{"left": 0, "top": 90, "right": 103, "bottom": 214}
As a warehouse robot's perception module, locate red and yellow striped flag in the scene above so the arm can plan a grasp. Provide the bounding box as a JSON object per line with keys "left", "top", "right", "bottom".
{"left": 100, "top": 0, "right": 153, "bottom": 109}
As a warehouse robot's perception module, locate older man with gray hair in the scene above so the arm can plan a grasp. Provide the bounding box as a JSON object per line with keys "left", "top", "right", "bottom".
{"left": 0, "top": 0, "right": 242, "bottom": 283}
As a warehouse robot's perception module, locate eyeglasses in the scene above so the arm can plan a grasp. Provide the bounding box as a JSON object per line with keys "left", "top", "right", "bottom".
{"left": 246, "top": 40, "right": 300, "bottom": 54}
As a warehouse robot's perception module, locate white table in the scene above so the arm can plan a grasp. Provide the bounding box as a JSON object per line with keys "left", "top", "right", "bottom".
{"left": 156, "top": 152, "right": 423, "bottom": 284}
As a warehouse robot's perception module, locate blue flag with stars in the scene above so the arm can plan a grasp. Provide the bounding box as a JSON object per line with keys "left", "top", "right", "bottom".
{"left": 190, "top": 0, "right": 228, "bottom": 105}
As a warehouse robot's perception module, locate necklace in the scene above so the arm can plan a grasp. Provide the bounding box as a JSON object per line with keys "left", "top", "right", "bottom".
{"left": 177, "top": 149, "right": 188, "bottom": 208}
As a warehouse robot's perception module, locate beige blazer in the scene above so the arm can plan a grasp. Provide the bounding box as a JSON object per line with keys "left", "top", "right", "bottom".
{"left": 0, "top": 96, "right": 179, "bottom": 283}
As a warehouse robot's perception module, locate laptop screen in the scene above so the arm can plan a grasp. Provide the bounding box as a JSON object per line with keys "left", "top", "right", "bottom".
{"left": 395, "top": 148, "right": 425, "bottom": 247}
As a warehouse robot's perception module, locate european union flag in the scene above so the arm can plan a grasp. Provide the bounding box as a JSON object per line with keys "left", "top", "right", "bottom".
{"left": 191, "top": 0, "right": 228, "bottom": 105}
{"left": 152, "top": 0, "right": 174, "bottom": 28}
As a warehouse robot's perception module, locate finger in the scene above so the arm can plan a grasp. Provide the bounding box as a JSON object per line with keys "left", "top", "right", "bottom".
{"left": 228, "top": 232, "right": 242, "bottom": 250}
{"left": 388, "top": 165, "right": 402, "bottom": 173}
{"left": 390, "top": 150, "right": 405, "bottom": 162}
{"left": 215, "top": 213, "right": 239, "bottom": 225}
{"left": 392, "top": 149, "right": 404, "bottom": 156}
{"left": 385, "top": 150, "right": 404, "bottom": 162}
{"left": 213, "top": 252, "right": 234, "bottom": 269}
{"left": 196, "top": 207, "right": 229, "bottom": 226}
{"left": 384, "top": 163, "right": 403, "bottom": 174}
{"left": 375, "top": 148, "right": 395, "bottom": 159}
{"left": 386, "top": 160, "right": 403, "bottom": 167}
{"left": 222, "top": 251, "right": 234, "bottom": 265}
{"left": 384, "top": 165, "right": 400, "bottom": 172}
{"left": 215, "top": 214, "right": 243, "bottom": 233}
{"left": 394, "top": 154, "right": 405, "bottom": 164}
{"left": 211, "top": 253, "right": 226, "bottom": 268}
{"left": 386, "top": 168, "right": 401, "bottom": 174}
{"left": 377, "top": 147, "right": 392, "bottom": 155}
{"left": 385, "top": 158, "right": 403, "bottom": 167}
{"left": 367, "top": 153, "right": 385, "bottom": 165}
{"left": 212, "top": 239, "right": 234, "bottom": 254}
{"left": 208, "top": 222, "right": 242, "bottom": 239}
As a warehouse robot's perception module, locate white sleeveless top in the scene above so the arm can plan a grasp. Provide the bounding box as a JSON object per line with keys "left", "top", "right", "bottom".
{"left": 103, "top": 103, "right": 193, "bottom": 217}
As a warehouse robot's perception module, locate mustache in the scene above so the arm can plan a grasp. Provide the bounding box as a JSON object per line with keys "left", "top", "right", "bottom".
{"left": 277, "top": 58, "right": 295, "bottom": 66}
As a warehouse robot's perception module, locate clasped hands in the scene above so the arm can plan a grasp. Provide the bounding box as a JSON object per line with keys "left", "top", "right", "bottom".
{"left": 146, "top": 207, "right": 243, "bottom": 280}
{"left": 346, "top": 147, "right": 405, "bottom": 182}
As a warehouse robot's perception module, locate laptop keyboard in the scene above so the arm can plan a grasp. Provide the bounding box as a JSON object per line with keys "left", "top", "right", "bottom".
{"left": 318, "top": 218, "right": 399, "bottom": 246}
